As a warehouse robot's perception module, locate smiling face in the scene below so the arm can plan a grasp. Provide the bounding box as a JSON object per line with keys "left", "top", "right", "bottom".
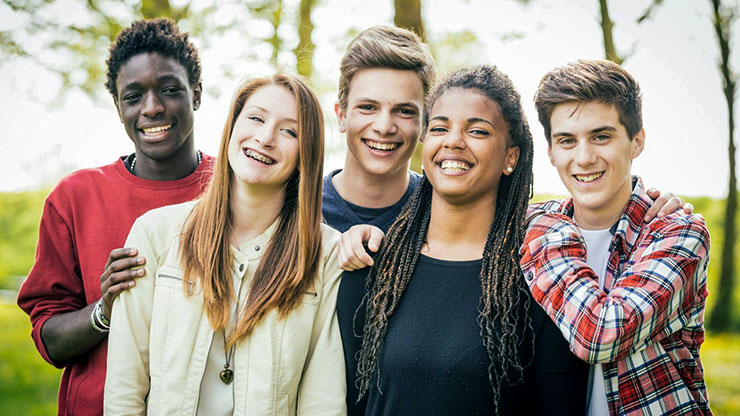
{"left": 423, "top": 88, "right": 519, "bottom": 206}
{"left": 227, "top": 84, "right": 300, "bottom": 192}
{"left": 336, "top": 68, "right": 424, "bottom": 179}
{"left": 115, "top": 52, "right": 201, "bottom": 161}
{"left": 548, "top": 101, "right": 645, "bottom": 229}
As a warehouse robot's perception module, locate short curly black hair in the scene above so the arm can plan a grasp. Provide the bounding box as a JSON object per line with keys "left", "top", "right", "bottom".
{"left": 105, "top": 18, "right": 202, "bottom": 99}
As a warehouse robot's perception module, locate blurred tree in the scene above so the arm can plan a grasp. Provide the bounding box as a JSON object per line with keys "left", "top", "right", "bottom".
{"left": 708, "top": 0, "right": 738, "bottom": 333}
{"left": 597, "top": 0, "right": 624, "bottom": 64}
{"left": 294, "top": 0, "right": 317, "bottom": 80}
{"left": 248, "top": 0, "right": 284, "bottom": 68}
{"left": 393, "top": 0, "right": 425, "bottom": 173}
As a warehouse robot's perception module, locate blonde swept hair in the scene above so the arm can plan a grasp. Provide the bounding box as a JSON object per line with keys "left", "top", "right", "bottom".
{"left": 178, "top": 74, "right": 325, "bottom": 347}
{"left": 337, "top": 25, "right": 436, "bottom": 109}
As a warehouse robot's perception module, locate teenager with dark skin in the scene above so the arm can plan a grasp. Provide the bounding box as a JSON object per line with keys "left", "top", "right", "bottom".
{"left": 17, "top": 19, "right": 211, "bottom": 416}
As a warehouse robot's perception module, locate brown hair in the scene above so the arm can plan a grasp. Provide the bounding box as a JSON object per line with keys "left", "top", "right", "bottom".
{"left": 178, "top": 74, "right": 324, "bottom": 348}
{"left": 534, "top": 59, "right": 642, "bottom": 143}
{"left": 337, "top": 25, "right": 436, "bottom": 109}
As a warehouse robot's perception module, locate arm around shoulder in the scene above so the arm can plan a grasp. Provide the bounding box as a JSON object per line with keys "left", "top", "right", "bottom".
{"left": 520, "top": 211, "right": 710, "bottom": 363}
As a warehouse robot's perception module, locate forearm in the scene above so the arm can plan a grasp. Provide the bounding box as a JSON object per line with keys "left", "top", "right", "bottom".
{"left": 40, "top": 302, "right": 106, "bottom": 363}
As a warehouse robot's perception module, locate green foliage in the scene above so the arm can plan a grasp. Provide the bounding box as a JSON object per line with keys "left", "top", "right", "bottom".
{"left": 702, "top": 333, "right": 740, "bottom": 414}
{"left": 0, "top": 190, "right": 48, "bottom": 289}
{"left": 0, "top": 304, "right": 61, "bottom": 415}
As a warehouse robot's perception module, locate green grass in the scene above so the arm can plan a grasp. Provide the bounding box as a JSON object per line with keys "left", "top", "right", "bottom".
{"left": 703, "top": 333, "right": 740, "bottom": 414}
{"left": 0, "top": 303, "right": 61, "bottom": 415}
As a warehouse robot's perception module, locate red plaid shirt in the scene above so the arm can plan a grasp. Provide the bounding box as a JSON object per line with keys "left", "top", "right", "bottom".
{"left": 520, "top": 178, "right": 711, "bottom": 415}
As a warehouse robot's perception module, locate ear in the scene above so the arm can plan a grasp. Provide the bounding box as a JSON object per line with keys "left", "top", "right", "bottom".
{"left": 631, "top": 128, "right": 645, "bottom": 159}
{"left": 502, "top": 146, "right": 521, "bottom": 176}
{"left": 192, "top": 82, "right": 203, "bottom": 111}
{"left": 547, "top": 143, "right": 555, "bottom": 166}
{"left": 334, "top": 102, "right": 346, "bottom": 133}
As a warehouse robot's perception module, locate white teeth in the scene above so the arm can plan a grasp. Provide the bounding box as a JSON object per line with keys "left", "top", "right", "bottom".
{"left": 365, "top": 140, "right": 399, "bottom": 151}
{"left": 440, "top": 160, "right": 471, "bottom": 172}
{"left": 141, "top": 124, "right": 172, "bottom": 135}
{"left": 575, "top": 172, "right": 604, "bottom": 182}
{"left": 244, "top": 149, "right": 275, "bottom": 165}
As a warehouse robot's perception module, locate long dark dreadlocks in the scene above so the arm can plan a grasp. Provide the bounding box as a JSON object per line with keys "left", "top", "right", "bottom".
{"left": 355, "top": 65, "right": 535, "bottom": 413}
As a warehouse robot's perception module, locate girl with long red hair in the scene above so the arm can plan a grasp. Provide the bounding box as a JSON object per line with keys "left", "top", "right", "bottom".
{"left": 105, "top": 74, "right": 345, "bottom": 415}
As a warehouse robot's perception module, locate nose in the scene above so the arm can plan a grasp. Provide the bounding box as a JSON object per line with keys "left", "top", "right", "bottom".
{"left": 442, "top": 128, "right": 465, "bottom": 149}
{"left": 141, "top": 92, "right": 165, "bottom": 118}
{"left": 255, "top": 125, "right": 277, "bottom": 148}
{"left": 574, "top": 141, "right": 597, "bottom": 167}
{"left": 372, "top": 110, "right": 397, "bottom": 136}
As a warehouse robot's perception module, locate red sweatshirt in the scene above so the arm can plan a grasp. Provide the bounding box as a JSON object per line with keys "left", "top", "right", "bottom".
{"left": 17, "top": 155, "right": 214, "bottom": 416}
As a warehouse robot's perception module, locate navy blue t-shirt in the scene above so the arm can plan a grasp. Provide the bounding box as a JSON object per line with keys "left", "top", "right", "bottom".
{"left": 321, "top": 169, "right": 421, "bottom": 233}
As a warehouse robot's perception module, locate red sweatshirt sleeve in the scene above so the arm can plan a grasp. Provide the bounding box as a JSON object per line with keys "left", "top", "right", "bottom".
{"left": 17, "top": 197, "right": 87, "bottom": 368}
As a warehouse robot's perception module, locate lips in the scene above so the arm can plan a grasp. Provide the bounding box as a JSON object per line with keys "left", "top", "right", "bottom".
{"left": 363, "top": 139, "right": 400, "bottom": 152}
{"left": 574, "top": 171, "right": 604, "bottom": 183}
{"left": 244, "top": 148, "right": 276, "bottom": 165}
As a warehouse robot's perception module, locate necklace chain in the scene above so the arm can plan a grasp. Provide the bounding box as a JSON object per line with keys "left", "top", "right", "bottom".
{"left": 129, "top": 150, "right": 202, "bottom": 173}
{"left": 220, "top": 274, "right": 243, "bottom": 384}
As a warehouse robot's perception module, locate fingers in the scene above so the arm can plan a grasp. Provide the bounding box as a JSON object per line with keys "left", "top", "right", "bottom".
{"left": 100, "top": 248, "right": 146, "bottom": 317}
{"left": 338, "top": 225, "right": 384, "bottom": 271}
{"left": 643, "top": 192, "right": 667, "bottom": 222}
{"left": 682, "top": 202, "right": 694, "bottom": 215}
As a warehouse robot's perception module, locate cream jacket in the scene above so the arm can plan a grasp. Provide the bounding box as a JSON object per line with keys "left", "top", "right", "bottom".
{"left": 104, "top": 201, "right": 346, "bottom": 415}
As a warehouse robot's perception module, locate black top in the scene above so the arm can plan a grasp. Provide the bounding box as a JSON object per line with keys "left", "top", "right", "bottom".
{"left": 338, "top": 255, "right": 589, "bottom": 416}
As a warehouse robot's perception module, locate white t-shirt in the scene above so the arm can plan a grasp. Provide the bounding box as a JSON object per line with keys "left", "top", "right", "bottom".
{"left": 580, "top": 227, "right": 613, "bottom": 416}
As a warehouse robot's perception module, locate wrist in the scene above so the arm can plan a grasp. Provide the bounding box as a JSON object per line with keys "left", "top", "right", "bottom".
{"left": 90, "top": 299, "right": 110, "bottom": 333}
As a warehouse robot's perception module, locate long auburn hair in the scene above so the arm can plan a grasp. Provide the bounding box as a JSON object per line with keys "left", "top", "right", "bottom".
{"left": 355, "top": 65, "right": 535, "bottom": 412}
{"left": 179, "top": 74, "right": 325, "bottom": 348}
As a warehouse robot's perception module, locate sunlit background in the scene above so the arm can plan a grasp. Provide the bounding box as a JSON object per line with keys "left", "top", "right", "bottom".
{"left": 1, "top": 0, "right": 737, "bottom": 197}
{"left": 1, "top": 0, "right": 739, "bottom": 414}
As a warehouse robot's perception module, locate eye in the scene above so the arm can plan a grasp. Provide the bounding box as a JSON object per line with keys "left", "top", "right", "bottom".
{"left": 469, "top": 128, "right": 490, "bottom": 137}
{"left": 283, "top": 128, "right": 298, "bottom": 138}
{"left": 594, "top": 134, "right": 610, "bottom": 142}
{"left": 122, "top": 92, "right": 141, "bottom": 102}
{"left": 162, "top": 86, "right": 183, "bottom": 94}
{"left": 357, "top": 104, "right": 375, "bottom": 111}
{"left": 248, "top": 115, "right": 264, "bottom": 123}
{"left": 557, "top": 137, "right": 576, "bottom": 146}
{"left": 428, "top": 126, "right": 448, "bottom": 134}
{"left": 396, "top": 107, "right": 418, "bottom": 117}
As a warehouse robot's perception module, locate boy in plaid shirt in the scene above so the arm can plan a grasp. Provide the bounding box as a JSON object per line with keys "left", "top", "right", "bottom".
{"left": 521, "top": 59, "right": 711, "bottom": 415}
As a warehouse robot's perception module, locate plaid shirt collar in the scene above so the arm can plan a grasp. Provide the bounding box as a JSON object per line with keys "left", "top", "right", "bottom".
{"left": 549, "top": 176, "right": 650, "bottom": 258}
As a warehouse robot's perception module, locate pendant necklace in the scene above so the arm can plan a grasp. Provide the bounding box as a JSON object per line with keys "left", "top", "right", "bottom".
{"left": 220, "top": 333, "right": 236, "bottom": 384}
{"left": 220, "top": 270, "right": 243, "bottom": 385}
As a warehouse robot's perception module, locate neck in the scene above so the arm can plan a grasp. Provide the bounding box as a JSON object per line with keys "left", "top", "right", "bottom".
{"left": 229, "top": 179, "right": 285, "bottom": 246}
{"left": 573, "top": 185, "right": 631, "bottom": 230}
{"left": 133, "top": 139, "right": 198, "bottom": 181}
{"left": 424, "top": 192, "right": 496, "bottom": 261}
{"left": 333, "top": 157, "right": 410, "bottom": 208}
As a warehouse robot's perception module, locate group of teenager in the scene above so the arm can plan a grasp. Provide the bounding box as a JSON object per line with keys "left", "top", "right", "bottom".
{"left": 16, "top": 17, "right": 711, "bottom": 416}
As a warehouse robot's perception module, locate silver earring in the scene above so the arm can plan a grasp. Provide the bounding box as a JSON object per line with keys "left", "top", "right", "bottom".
{"left": 505, "top": 166, "right": 514, "bottom": 174}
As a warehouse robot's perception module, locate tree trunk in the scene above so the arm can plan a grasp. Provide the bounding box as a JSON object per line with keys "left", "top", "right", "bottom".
{"left": 294, "top": 0, "right": 317, "bottom": 80}
{"left": 598, "top": 0, "right": 624, "bottom": 64}
{"left": 393, "top": 0, "right": 425, "bottom": 173}
{"left": 708, "top": 0, "right": 737, "bottom": 333}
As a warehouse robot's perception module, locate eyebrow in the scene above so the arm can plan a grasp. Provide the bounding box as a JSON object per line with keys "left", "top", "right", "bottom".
{"left": 120, "top": 74, "right": 184, "bottom": 91}
{"left": 429, "top": 115, "right": 496, "bottom": 129}
{"left": 552, "top": 125, "right": 618, "bottom": 137}
{"left": 245, "top": 106, "right": 297, "bottom": 123}
{"left": 355, "top": 98, "right": 420, "bottom": 110}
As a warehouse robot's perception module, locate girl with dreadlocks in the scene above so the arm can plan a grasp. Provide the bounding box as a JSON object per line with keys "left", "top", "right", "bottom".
{"left": 350, "top": 65, "right": 589, "bottom": 415}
